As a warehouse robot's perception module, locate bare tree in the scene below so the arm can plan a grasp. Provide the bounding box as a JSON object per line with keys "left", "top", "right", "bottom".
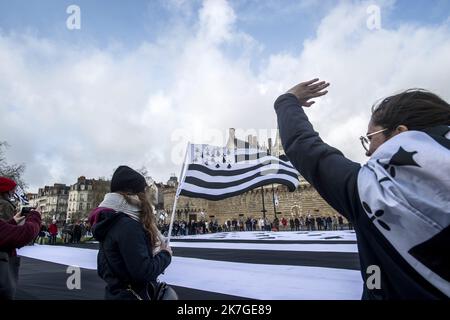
{"left": 137, "top": 166, "right": 154, "bottom": 184}
{"left": 0, "top": 141, "right": 27, "bottom": 189}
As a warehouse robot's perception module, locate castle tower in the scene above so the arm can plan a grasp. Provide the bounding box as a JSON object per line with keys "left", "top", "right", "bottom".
{"left": 273, "top": 128, "right": 285, "bottom": 157}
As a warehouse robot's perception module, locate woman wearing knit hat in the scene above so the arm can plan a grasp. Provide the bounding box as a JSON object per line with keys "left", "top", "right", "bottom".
{"left": 90, "top": 166, "right": 173, "bottom": 300}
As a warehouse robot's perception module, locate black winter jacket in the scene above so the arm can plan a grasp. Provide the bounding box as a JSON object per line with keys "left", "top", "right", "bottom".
{"left": 275, "top": 93, "right": 447, "bottom": 300}
{"left": 93, "top": 210, "right": 171, "bottom": 300}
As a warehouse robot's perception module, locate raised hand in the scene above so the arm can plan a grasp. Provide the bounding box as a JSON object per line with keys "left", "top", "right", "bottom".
{"left": 286, "top": 78, "right": 330, "bottom": 107}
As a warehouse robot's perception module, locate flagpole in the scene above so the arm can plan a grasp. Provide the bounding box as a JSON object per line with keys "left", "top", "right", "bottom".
{"left": 166, "top": 142, "right": 190, "bottom": 245}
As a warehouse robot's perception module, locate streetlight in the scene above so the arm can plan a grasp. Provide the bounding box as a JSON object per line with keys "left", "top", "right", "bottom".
{"left": 271, "top": 184, "right": 277, "bottom": 219}
{"left": 260, "top": 186, "right": 267, "bottom": 220}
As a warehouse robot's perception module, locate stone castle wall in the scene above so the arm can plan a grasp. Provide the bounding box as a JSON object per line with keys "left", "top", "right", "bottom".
{"left": 163, "top": 181, "right": 346, "bottom": 223}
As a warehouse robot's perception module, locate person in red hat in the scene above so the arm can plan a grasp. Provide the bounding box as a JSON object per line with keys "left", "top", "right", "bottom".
{"left": 0, "top": 176, "right": 18, "bottom": 221}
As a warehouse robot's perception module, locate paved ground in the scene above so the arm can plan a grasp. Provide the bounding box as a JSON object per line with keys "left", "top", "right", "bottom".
{"left": 16, "top": 256, "right": 245, "bottom": 300}
{"left": 16, "top": 231, "right": 363, "bottom": 300}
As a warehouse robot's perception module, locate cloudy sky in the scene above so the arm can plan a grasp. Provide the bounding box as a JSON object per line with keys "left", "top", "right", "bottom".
{"left": 1, "top": 0, "right": 449, "bottom": 192}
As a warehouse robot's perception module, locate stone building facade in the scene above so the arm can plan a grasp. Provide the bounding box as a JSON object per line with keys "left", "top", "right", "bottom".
{"left": 28, "top": 184, "right": 70, "bottom": 223}
{"left": 67, "top": 176, "right": 110, "bottom": 221}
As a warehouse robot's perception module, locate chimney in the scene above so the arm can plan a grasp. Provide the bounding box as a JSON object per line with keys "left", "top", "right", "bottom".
{"left": 252, "top": 136, "right": 258, "bottom": 148}
{"left": 247, "top": 135, "right": 253, "bottom": 146}
{"left": 226, "top": 128, "right": 236, "bottom": 150}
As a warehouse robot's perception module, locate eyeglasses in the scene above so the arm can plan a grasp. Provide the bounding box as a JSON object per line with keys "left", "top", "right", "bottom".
{"left": 359, "top": 128, "right": 388, "bottom": 152}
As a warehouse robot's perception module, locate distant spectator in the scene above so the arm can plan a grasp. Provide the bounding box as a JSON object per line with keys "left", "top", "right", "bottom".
{"left": 245, "top": 217, "right": 252, "bottom": 231}
{"left": 348, "top": 220, "right": 354, "bottom": 230}
{"left": 294, "top": 217, "right": 300, "bottom": 231}
{"left": 332, "top": 216, "right": 338, "bottom": 231}
{"left": 289, "top": 218, "right": 294, "bottom": 231}
{"left": 34, "top": 223, "right": 47, "bottom": 245}
{"left": 264, "top": 218, "right": 270, "bottom": 231}
{"left": 338, "top": 216, "right": 344, "bottom": 230}
{"left": 48, "top": 220, "right": 58, "bottom": 245}
{"left": 73, "top": 221, "right": 82, "bottom": 243}
{"left": 62, "top": 220, "right": 74, "bottom": 243}
{"left": 273, "top": 217, "right": 280, "bottom": 231}
{"left": 276, "top": 79, "right": 450, "bottom": 298}
{"left": 316, "top": 217, "right": 322, "bottom": 230}
{"left": 326, "top": 216, "right": 332, "bottom": 231}
{"left": 281, "top": 217, "right": 287, "bottom": 231}
{"left": 299, "top": 216, "right": 305, "bottom": 231}
{"left": 239, "top": 218, "right": 244, "bottom": 231}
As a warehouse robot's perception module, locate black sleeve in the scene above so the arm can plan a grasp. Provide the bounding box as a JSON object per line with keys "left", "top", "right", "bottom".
{"left": 118, "top": 220, "right": 171, "bottom": 284}
{"left": 275, "top": 93, "right": 362, "bottom": 221}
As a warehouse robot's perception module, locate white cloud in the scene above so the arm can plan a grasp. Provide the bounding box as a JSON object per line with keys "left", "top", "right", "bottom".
{"left": 259, "top": 1, "right": 450, "bottom": 156}
{"left": 199, "top": 0, "right": 236, "bottom": 44}
{"left": 1, "top": 0, "right": 449, "bottom": 192}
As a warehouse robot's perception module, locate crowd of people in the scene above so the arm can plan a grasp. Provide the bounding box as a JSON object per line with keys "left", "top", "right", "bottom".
{"left": 159, "top": 215, "right": 352, "bottom": 237}
{"left": 33, "top": 220, "right": 92, "bottom": 245}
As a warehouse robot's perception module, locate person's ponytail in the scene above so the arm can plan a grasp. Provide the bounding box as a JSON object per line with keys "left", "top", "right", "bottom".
{"left": 120, "top": 191, "right": 161, "bottom": 250}
{"left": 137, "top": 191, "right": 161, "bottom": 249}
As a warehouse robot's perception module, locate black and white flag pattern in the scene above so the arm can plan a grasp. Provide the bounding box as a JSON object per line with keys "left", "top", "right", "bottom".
{"left": 13, "top": 185, "right": 29, "bottom": 205}
{"left": 358, "top": 126, "right": 450, "bottom": 297}
{"left": 178, "top": 143, "right": 300, "bottom": 201}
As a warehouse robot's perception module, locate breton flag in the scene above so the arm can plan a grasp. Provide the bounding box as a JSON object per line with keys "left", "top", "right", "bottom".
{"left": 13, "top": 185, "right": 29, "bottom": 205}
{"left": 177, "top": 143, "right": 300, "bottom": 201}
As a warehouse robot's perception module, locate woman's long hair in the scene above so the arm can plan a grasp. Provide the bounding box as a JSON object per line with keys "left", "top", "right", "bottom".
{"left": 119, "top": 189, "right": 161, "bottom": 249}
